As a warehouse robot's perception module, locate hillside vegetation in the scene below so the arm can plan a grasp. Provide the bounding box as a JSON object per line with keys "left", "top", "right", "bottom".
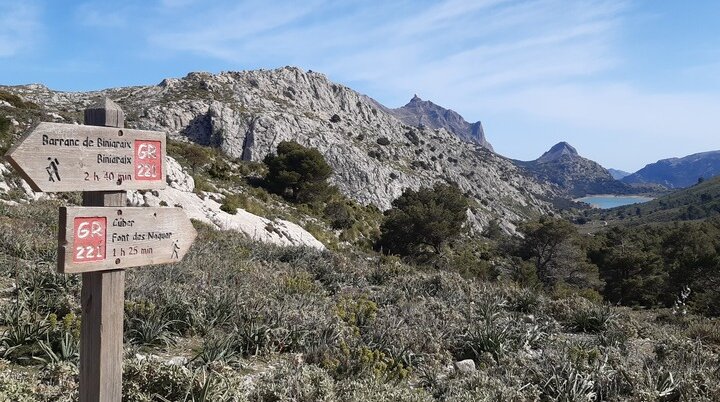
{"left": 587, "top": 175, "right": 720, "bottom": 225}
{"left": 2, "top": 200, "right": 720, "bottom": 401}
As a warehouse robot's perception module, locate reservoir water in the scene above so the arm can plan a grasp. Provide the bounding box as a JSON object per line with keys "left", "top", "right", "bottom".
{"left": 575, "top": 195, "right": 654, "bottom": 209}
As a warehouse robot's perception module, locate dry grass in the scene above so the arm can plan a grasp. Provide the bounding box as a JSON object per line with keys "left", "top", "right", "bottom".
{"left": 1, "top": 201, "right": 719, "bottom": 401}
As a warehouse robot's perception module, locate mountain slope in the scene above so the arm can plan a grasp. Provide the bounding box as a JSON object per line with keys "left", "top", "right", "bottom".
{"left": 388, "top": 95, "right": 493, "bottom": 150}
{"left": 622, "top": 150, "right": 720, "bottom": 189}
{"left": 0, "top": 67, "right": 554, "bottom": 230}
{"left": 592, "top": 174, "right": 720, "bottom": 224}
{"left": 515, "top": 142, "right": 634, "bottom": 198}
{"left": 608, "top": 168, "right": 630, "bottom": 180}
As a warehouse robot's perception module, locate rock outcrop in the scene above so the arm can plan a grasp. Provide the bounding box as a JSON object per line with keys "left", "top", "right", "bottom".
{"left": 132, "top": 156, "right": 326, "bottom": 249}
{"left": 515, "top": 142, "right": 636, "bottom": 198}
{"left": 1, "top": 67, "right": 555, "bottom": 231}
{"left": 389, "top": 95, "right": 493, "bottom": 151}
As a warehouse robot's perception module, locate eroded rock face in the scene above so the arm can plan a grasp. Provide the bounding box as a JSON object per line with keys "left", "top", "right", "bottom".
{"left": 1, "top": 66, "right": 555, "bottom": 231}
{"left": 389, "top": 95, "right": 493, "bottom": 151}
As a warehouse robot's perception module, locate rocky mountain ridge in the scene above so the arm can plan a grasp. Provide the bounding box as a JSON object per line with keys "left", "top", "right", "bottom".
{"left": 515, "top": 142, "right": 635, "bottom": 198}
{"left": 0, "top": 67, "right": 554, "bottom": 231}
{"left": 388, "top": 95, "right": 493, "bottom": 150}
{"left": 622, "top": 150, "right": 720, "bottom": 189}
{"left": 608, "top": 168, "right": 631, "bottom": 180}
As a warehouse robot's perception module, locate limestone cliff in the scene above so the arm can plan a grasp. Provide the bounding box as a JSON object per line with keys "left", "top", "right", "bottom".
{"left": 1, "top": 67, "right": 555, "bottom": 231}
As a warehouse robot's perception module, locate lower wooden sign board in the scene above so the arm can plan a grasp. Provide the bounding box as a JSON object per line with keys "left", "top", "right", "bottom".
{"left": 58, "top": 206, "right": 197, "bottom": 274}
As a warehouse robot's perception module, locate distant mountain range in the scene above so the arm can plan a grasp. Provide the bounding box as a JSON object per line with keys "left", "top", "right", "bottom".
{"left": 608, "top": 168, "right": 631, "bottom": 180}
{"left": 387, "top": 95, "right": 493, "bottom": 151}
{"left": 622, "top": 150, "right": 720, "bottom": 189}
{"left": 514, "top": 142, "right": 637, "bottom": 198}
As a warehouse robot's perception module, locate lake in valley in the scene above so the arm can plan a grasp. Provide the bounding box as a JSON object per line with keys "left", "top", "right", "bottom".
{"left": 575, "top": 195, "right": 655, "bottom": 209}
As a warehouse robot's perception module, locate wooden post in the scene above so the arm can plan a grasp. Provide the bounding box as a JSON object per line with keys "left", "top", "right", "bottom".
{"left": 80, "top": 98, "right": 126, "bottom": 402}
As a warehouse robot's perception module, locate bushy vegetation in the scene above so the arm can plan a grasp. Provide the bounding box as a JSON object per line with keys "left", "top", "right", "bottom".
{"left": 0, "top": 90, "right": 38, "bottom": 110}
{"left": 0, "top": 115, "right": 11, "bottom": 154}
{"left": 587, "top": 175, "right": 720, "bottom": 224}
{"left": 264, "top": 141, "right": 333, "bottom": 203}
{"left": 589, "top": 219, "right": 720, "bottom": 316}
{"left": 2, "top": 201, "right": 720, "bottom": 400}
{"left": 517, "top": 216, "right": 602, "bottom": 291}
{"left": 378, "top": 184, "right": 468, "bottom": 257}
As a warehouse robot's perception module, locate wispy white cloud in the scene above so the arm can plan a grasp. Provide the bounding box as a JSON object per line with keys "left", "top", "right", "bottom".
{"left": 0, "top": 1, "right": 40, "bottom": 57}
{"left": 137, "top": 0, "right": 718, "bottom": 169}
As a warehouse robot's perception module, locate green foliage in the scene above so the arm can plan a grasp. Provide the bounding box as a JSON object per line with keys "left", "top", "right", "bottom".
{"left": 192, "top": 175, "right": 213, "bottom": 193}
{"left": 441, "top": 239, "right": 494, "bottom": 280}
{"left": 169, "top": 140, "right": 214, "bottom": 171}
{"left": 568, "top": 304, "right": 616, "bottom": 333}
{"left": 251, "top": 361, "right": 336, "bottom": 401}
{"left": 335, "top": 296, "right": 377, "bottom": 330}
{"left": 264, "top": 141, "right": 333, "bottom": 203}
{"left": 220, "top": 194, "right": 242, "bottom": 214}
{"left": 125, "top": 302, "right": 177, "bottom": 348}
{"left": 0, "top": 90, "right": 38, "bottom": 109}
{"left": 592, "top": 175, "right": 720, "bottom": 224}
{"left": 589, "top": 220, "right": 720, "bottom": 316}
{"left": 517, "top": 216, "right": 601, "bottom": 290}
{"left": 2, "top": 201, "right": 720, "bottom": 400}
{"left": 123, "top": 358, "right": 246, "bottom": 401}
{"left": 0, "top": 115, "right": 11, "bottom": 153}
{"left": 378, "top": 183, "right": 469, "bottom": 257}
{"left": 323, "top": 201, "right": 355, "bottom": 230}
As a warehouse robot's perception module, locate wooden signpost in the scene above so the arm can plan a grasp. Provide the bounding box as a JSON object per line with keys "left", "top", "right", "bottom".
{"left": 3, "top": 98, "right": 196, "bottom": 402}
{"left": 5, "top": 122, "right": 167, "bottom": 192}
{"left": 58, "top": 206, "right": 196, "bottom": 273}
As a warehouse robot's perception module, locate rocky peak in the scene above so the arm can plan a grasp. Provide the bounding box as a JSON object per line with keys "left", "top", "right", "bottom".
{"left": 536, "top": 142, "right": 579, "bottom": 163}
{"left": 388, "top": 95, "right": 493, "bottom": 151}
{"left": 0, "top": 66, "right": 555, "bottom": 231}
{"left": 515, "top": 141, "right": 639, "bottom": 198}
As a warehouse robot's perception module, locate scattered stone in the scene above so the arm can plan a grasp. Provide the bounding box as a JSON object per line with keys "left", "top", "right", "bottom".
{"left": 166, "top": 356, "right": 188, "bottom": 366}
{"left": 453, "top": 359, "right": 476, "bottom": 374}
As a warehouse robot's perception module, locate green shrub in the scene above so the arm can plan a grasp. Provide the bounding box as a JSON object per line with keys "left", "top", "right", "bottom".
{"left": 336, "top": 296, "right": 378, "bottom": 330}
{"left": 376, "top": 137, "right": 390, "bottom": 146}
{"left": 123, "top": 358, "right": 246, "bottom": 401}
{"left": 568, "top": 304, "right": 616, "bottom": 333}
{"left": 208, "top": 159, "right": 231, "bottom": 180}
{"left": 0, "top": 90, "right": 38, "bottom": 109}
{"left": 192, "top": 175, "right": 213, "bottom": 193}
{"left": 324, "top": 201, "right": 355, "bottom": 230}
{"left": 378, "top": 183, "right": 468, "bottom": 257}
{"left": 264, "top": 141, "right": 333, "bottom": 203}
{"left": 220, "top": 194, "right": 242, "bottom": 215}
{"left": 251, "top": 361, "right": 335, "bottom": 401}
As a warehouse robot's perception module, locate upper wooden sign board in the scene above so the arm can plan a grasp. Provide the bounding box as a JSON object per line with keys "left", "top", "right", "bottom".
{"left": 5, "top": 122, "right": 166, "bottom": 192}
{"left": 58, "top": 206, "right": 197, "bottom": 274}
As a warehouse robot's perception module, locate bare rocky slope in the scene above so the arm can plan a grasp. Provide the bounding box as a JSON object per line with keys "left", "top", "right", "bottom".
{"left": 0, "top": 67, "right": 555, "bottom": 231}
{"left": 515, "top": 142, "right": 636, "bottom": 198}
{"left": 387, "top": 95, "right": 493, "bottom": 151}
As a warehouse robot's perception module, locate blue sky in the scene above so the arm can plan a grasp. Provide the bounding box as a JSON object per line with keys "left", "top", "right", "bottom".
{"left": 1, "top": 0, "right": 719, "bottom": 171}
